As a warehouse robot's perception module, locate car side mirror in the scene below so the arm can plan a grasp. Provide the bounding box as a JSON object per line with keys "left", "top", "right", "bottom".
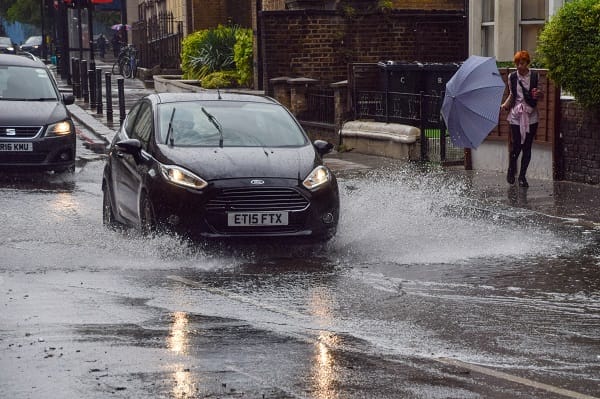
{"left": 116, "top": 139, "right": 143, "bottom": 156}
{"left": 62, "top": 93, "right": 75, "bottom": 105}
{"left": 313, "top": 140, "right": 334, "bottom": 156}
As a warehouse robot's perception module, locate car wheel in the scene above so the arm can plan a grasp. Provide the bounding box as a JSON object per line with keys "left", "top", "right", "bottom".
{"left": 140, "top": 193, "right": 157, "bottom": 236}
{"left": 102, "top": 186, "right": 120, "bottom": 229}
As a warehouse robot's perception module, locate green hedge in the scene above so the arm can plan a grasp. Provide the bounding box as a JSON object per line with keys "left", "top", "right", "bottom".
{"left": 181, "top": 25, "right": 254, "bottom": 88}
{"left": 537, "top": 0, "right": 600, "bottom": 108}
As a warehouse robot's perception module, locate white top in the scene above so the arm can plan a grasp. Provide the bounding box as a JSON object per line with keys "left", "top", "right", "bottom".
{"left": 507, "top": 71, "right": 539, "bottom": 125}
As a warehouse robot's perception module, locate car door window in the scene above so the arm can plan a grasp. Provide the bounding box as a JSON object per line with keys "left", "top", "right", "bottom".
{"left": 131, "top": 103, "right": 153, "bottom": 151}
{"left": 123, "top": 103, "right": 142, "bottom": 137}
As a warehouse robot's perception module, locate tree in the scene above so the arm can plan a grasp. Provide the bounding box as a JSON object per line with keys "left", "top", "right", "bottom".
{"left": 0, "top": 0, "right": 42, "bottom": 27}
{"left": 537, "top": 0, "right": 600, "bottom": 108}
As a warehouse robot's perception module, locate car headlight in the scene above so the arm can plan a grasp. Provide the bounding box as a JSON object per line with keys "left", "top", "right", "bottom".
{"left": 45, "top": 120, "right": 73, "bottom": 137}
{"left": 160, "top": 165, "right": 208, "bottom": 190}
{"left": 302, "top": 165, "right": 331, "bottom": 190}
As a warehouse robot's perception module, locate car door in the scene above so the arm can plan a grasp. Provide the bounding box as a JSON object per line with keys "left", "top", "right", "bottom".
{"left": 110, "top": 102, "right": 142, "bottom": 222}
{"left": 117, "top": 101, "right": 154, "bottom": 222}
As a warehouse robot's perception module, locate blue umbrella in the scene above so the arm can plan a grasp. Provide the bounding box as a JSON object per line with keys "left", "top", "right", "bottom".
{"left": 441, "top": 55, "right": 505, "bottom": 149}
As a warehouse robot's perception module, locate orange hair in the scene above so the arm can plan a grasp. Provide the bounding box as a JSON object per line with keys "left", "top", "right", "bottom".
{"left": 513, "top": 50, "right": 531, "bottom": 65}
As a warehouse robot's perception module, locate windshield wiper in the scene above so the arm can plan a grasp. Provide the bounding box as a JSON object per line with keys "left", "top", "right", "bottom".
{"left": 165, "top": 107, "right": 176, "bottom": 147}
{"left": 201, "top": 107, "right": 223, "bottom": 148}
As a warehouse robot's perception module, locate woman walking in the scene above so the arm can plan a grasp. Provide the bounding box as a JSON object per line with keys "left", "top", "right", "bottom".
{"left": 501, "top": 50, "right": 542, "bottom": 188}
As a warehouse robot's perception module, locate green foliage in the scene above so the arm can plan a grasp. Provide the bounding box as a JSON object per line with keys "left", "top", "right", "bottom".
{"left": 233, "top": 28, "right": 253, "bottom": 87}
{"left": 377, "top": 0, "right": 393, "bottom": 11}
{"left": 181, "top": 25, "right": 254, "bottom": 87}
{"left": 1, "top": 0, "right": 41, "bottom": 26}
{"left": 181, "top": 30, "right": 209, "bottom": 79}
{"left": 537, "top": 0, "right": 600, "bottom": 108}
{"left": 201, "top": 70, "right": 239, "bottom": 89}
{"left": 181, "top": 25, "right": 238, "bottom": 80}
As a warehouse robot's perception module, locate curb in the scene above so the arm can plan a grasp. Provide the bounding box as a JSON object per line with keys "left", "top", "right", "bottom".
{"left": 68, "top": 103, "right": 117, "bottom": 154}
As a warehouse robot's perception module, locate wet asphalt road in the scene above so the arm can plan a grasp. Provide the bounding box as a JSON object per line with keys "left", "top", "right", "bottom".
{"left": 0, "top": 130, "right": 599, "bottom": 398}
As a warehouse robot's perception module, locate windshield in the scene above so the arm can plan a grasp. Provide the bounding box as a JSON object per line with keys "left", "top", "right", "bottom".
{"left": 0, "top": 66, "right": 58, "bottom": 101}
{"left": 24, "top": 36, "right": 42, "bottom": 45}
{"left": 0, "top": 37, "right": 11, "bottom": 46}
{"left": 157, "top": 101, "right": 308, "bottom": 147}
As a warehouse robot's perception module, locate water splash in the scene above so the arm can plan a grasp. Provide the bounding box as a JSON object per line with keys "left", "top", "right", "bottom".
{"left": 332, "top": 165, "right": 579, "bottom": 265}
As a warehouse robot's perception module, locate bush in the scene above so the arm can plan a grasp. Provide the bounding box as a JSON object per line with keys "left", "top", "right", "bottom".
{"left": 181, "top": 25, "right": 238, "bottom": 80}
{"left": 233, "top": 28, "right": 253, "bottom": 87}
{"left": 181, "top": 30, "right": 209, "bottom": 80}
{"left": 181, "top": 25, "right": 254, "bottom": 88}
{"left": 537, "top": 0, "right": 600, "bottom": 108}
{"left": 201, "top": 70, "right": 239, "bottom": 89}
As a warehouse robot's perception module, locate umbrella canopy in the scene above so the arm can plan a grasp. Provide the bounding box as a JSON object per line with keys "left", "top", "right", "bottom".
{"left": 441, "top": 55, "right": 505, "bottom": 149}
{"left": 111, "top": 24, "right": 131, "bottom": 31}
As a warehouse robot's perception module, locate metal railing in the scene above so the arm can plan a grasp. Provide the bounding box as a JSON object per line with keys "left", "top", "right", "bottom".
{"left": 355, "top": 90, "right": 464, "bottom": 164}
{"left": 298, "top": 88, "right": 335, "bottom": 124}
{"left": 132, "top": 12, "right": 183, "bottom": 70}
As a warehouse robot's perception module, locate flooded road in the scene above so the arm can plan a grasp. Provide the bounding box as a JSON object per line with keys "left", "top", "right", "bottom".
{"left": 0, "top": 155, "right": 598, "bottom": 398}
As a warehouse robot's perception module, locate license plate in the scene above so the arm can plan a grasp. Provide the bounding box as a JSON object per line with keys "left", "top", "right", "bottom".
{"left": 228, "top": 212, "right": 289, "bottom": 226}
{"left": 0, "top": 142, "right": 32, "bottom": 152}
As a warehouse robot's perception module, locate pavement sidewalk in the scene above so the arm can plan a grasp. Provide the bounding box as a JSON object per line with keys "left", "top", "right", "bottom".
{"left": 51, "top": 59, "right": 600, "bottom": 229}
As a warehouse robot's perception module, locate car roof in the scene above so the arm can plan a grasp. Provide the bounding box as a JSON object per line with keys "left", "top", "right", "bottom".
{"left": 0, "top": 53, "right": 46, "bottom": 67}
{"left": 152, "top": 92, "right": 279, "bottom": 105}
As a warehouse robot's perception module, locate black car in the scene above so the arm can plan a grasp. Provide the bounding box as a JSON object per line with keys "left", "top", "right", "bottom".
{"left": 102, "top": 92, "right": 339, "bottom": 240}
{"left": 0, "top": 54, "right": 76, "bottom": 172}
{"left": 19, "top": 36, "right": 42, "bottom": 56}
{"left": 0, "top": 37, "right": 17, "bottom": 54}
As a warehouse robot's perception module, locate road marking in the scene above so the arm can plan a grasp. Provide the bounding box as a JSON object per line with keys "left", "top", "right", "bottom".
{"left": 437, "top": 357, "right": 599, "bottom": 399}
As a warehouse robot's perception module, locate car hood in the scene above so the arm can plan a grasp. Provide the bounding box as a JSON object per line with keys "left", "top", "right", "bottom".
{"left": 156, "top": 145, "right": 320, "bottom": 181}
{"left": 0, "top": 100, "right": 68, "bottom": 126}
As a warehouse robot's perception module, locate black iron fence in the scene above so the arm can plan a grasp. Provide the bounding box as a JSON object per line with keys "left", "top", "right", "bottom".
{"left": 132, "top": 12, "right": 183, "bottom": 70}
{"left": 355, "top": 90, "right": 464, "bottom": 164}
{"left": 298, "top": 87, "right": 335, "bottom": 124}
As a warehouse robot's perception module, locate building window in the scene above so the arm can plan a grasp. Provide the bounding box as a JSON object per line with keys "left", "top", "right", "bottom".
{"left": 519, "top": 0, "right": 547, "bottom": 57}
{"left": 481, "top": 0, "right": 495, "bottom": 56}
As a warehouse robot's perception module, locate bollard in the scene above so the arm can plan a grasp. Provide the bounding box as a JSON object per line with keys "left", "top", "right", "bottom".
{"left": 105, "top": 72, "right": 113, "bottom": 123}
{"left": 95, "top": 69, "right": 103, "bottom": 114}
{"left": 118, "top": 78, "right": 126, "bottom": 125}
{"left": 89, "top": 68, "right": 96, "bottom": 109}
{"left": 81, "top": 60, "right": 89, "bottom": 103}
{"left": 71, "top": 58, "right": 81, "bottom": 98}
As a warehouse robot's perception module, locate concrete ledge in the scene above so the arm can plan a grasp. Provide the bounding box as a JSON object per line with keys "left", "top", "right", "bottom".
{"left": 341, "top": 120, "right": 420, "bottom": 160}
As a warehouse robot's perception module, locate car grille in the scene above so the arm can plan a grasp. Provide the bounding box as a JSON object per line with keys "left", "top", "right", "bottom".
{"left": 205, "top": 187, "right": 309, "bottom": 212}
{"left": 205, "top": 187, "right": 310, "bottom": 235}
{"left": 0, "top": 126, "right": 42, "bottom": 138}
{"left": 0, "top": 152, "right": 47, "bottom": 163}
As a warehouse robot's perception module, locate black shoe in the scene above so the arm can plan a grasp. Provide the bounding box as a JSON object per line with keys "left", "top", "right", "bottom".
{"left": 518, "top": 176, "right": 529, "bottom": 187}
{"left": 507, "top": 172, "right": 515, "bottom": 185}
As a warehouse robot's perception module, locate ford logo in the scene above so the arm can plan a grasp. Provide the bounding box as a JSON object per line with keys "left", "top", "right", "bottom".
{"left": 250, "top": 179, "right": 264, "bottom": 185}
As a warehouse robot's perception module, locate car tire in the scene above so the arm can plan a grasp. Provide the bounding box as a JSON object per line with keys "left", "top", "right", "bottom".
{"left": 102, "top": 185, "right": 121, "bottom": 230}
{"left": 140, "top": 193, "right": 157, "bottom": 236}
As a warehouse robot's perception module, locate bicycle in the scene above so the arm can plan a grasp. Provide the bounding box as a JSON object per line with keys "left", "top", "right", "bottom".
{"left": 111, "top": 44, "right": 138, "bottom": 78}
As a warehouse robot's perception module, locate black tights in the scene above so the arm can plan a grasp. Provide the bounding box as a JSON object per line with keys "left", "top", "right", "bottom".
{"left": 508, "top": 123, "right": 538, "bottom": 178}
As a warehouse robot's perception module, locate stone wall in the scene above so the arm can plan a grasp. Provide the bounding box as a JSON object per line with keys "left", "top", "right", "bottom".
{"left": 259, "top": 9, "right": 467, "bottom": 90}
{"left": 560, "top": 101, "right": 600, "bottom": 184}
